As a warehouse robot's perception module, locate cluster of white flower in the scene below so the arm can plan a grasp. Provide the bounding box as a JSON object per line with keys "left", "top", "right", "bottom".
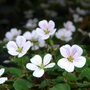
{"left": 25, "top": 18, "right": 38, "bottom": 29}
{"left": 73, "top": 14, "right": 83, "bottom": 23}
{"left": 4, "top": 20, "right": 86, "bottom": 78}
{"left": 23, "top": 30, "right": 46, "bottom": 50}
{"left": 26, "top": 44, "right": 86, "bottom": 78}
{"left": 69, "top": 7, "right": 87, "bottom": 23}
{"left": 55, "top": 21, "right": 75, "bottom": 42}
{"left": 4, "top": 28, "right": 21, "bottom": 41}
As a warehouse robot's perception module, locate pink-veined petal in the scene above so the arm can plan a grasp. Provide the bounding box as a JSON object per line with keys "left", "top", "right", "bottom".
{"left": 71, "top": 45, "right": 83, "bottom": 58}
{"left": 60, "top": 45, "right": 71, "bottom": 58}
{"left": 48, "top": 20, "right": 55, "bottom": 30}
{"left": 23, "top": 41, "right": 32, "bottom": 52}
{"left": 7, "top": 41, "right": 18, "bottom": 51}
{"left": 73, "top": 56, "right": 86, "bottom": 68}
{"left": 16, "top": 36, "right": 26, "bottom": 48}
{"left": 39, "top": 20, "right": 48, "bottom": 30}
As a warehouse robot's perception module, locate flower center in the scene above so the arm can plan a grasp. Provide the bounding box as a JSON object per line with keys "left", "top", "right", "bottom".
{"left": 61, "top": 35, "right": 65, "bottom": 40}
{"left": 17, "top": 47, "right": 23, "bottom": 53}
{"left": 44, "top": 29, "right": 49, "bottom": 34}
{"left": 32, "top": 40, "right": 39, "bottom": 45}
{"left": 39, "top": 64, "right": 45, "bottom": 69}
{"left": 68, "top": 56, "right": 73, "bottom": 62}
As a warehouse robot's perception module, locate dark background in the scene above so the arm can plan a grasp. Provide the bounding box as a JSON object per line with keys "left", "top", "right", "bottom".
{"left": 0, "top": 0, "right": 90, "bottom": 44}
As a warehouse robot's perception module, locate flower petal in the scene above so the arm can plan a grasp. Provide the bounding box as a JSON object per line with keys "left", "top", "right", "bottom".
{"left": 0, "top": 68, "right": 5, "bottom": 76}
{"left": 0, "top": 77, "right": 8, "bottom": 84}
{"left": 73, "top": 56, "right": 86, "bottom": 68}
{"left": 71, "top": 45, "right": 83, "bottom": 58}
{"left": 18, "top": 52, "right": 26, "bottom": 58}
{"left": 36, "top": 28, "right": 44, "bottom": 35}
{"left": 26, "top": 63, "right": 38, "bottom": 71}
{"left": 57, "top": 58, "right": 74, "bottom": 72}
{"left": 8, "top": 50, "right": 19, "bottom": 56}
{"left": 45, "top": 63, "right": 55, "bottom": 68}
{"left": 23, "top": 41, "right": 32, "bottom": 52}
{"left": 57, "top": 58, "right": 67, "bottom": 69}
{"left": 39, "top": 20, "right": 48, "bottom": 30}
{"left": 5, "top": 32, "right": 13, "bottom": 41}
{"left": 30, "top": 55, "right": 42, "bottom": 66}
{"left": 48, "top": 20, "right": 55, "bottom": 30}
{"left": 7, "top": 41, "right": 18, "bottom": 51}
{"left": 60, "top": 45, "right": 71, "bottom": 58}
{"left": 36, "top": 28, "right": 50, "bottom": 40}
{"left": 16, "top": 36, "right": 26, "bottom": 48}
{"left": 43, "top": 54, "right": 52, "bottom": 65}
{"left": 64, "top": 62, "right": 74, "bottom": 72}
{"left": 38, "top": 39, "right": 45, "bottom": 47}
{"left": 23, "top": 31, "right": 31, "bottom": 40}
{"left": 49, "top": 29, "right": 56, "bottom": 36}
{"left": 33, "top": 69, "right": 44, "bottom": 78}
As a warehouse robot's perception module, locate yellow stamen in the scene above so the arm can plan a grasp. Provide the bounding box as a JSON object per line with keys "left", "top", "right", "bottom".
{"left": 17, "top": 48, "right": 22, "bottom": 53}
{"left": 44, "top": 29, "right": 49, "bottom": 34}
{"left": 68, "top": 56, "right": 73, "bottom": 62}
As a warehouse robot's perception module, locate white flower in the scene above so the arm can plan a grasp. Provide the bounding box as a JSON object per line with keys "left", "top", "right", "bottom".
{"left": 73, "top": 14, "right": 83, "bottom": 23}
{"left": 76, "top": 7, "right": 86, "bottom": 15}
{"left": 5, "top": 28, "right": 21, "bottom": 41}
{"left": 6, "top": 36, "right": 32, "bottom": 58}
{"left": 57, "top": 45, "right": 86, "bottom": 72}
{"left": 26, "top": 54, "right": 55, "bottom": 78}
{"left": 55, "top": 28, "right": 72, "bottom": 42}
{"left": 36, "top": 20, "right": 56, "bottom": 40}
{"left": 0, "top": 68, "right": 8, "bottom": 84}
{"left": 23, "top": 31, "right": 32, "bottom": 40}
{"left": 64, "top": 21, "right": 75, "bottom": 32}
{"left": 25, "top": 18, "right": 38, "bottom": 29}
{"left": 23, "top": 30, "right": 46, "bottom": 50}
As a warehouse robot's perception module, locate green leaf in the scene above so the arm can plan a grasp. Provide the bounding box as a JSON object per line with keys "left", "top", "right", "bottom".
{"left": 12, "top": 56, "right": 29, "bottom": 68}
{"left": 8, "top": 68, "right": 23, "bottom": 77}
{"left": 49, "top": 84, "right": 71, "bottom": 90}
{"left": 80, "top": 68, "right": 90, "bottom": 80}
{"left": 13, "top": 79, "right": 32, "bottom": 90}
{"left": 63, "top": 72, "right": 77, "bottom": 81}
{"left": 39, "top": 79, "right": 51, "bottom": 89}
